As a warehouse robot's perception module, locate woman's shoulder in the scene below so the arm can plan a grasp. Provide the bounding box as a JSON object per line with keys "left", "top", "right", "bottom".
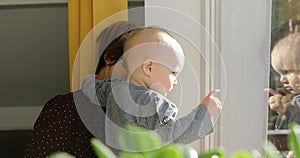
{"left": 42, "top": 90, "right": 91, "bottom": 112}
{"left": 49, "top": 89, "right": 90, "bottom": 101}
{"left": 50, "top": 91, "right": 74, "bottom": 102}
{"left": 35, "top": 90, "right": 94, "bottom": 128}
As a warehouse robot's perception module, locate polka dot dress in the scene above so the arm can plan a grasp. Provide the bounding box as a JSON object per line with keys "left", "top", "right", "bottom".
{"left": 24, "top": 91, "right": 98, "bottom": 158}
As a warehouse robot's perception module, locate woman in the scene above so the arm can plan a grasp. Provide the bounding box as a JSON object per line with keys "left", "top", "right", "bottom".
{"left": 24, "top": 21, "right": 136, "bottom": 158}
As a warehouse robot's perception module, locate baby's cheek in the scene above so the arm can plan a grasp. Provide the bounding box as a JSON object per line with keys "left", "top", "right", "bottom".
{"left": 292, "top": 74, "right": 300, "bottom": 92}
{"left": 294, "top": 74, "right": 300, "bottom": 84}
{"left": 150, "top": 83, "right": 167, "bottom": 96}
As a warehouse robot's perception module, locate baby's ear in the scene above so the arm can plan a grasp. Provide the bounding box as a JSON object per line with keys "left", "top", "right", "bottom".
{"left": 142, "top": 59, "right": 154, "bottom": 76}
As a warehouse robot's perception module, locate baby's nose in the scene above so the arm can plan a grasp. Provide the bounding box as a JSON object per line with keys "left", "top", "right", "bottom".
{"left": 280, "top": 75, "right": 288, "bottom": 83}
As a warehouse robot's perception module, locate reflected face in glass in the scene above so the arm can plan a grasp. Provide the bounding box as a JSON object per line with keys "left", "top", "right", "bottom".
{"left": 272, "top": 52, "right": 300, "bottom": 94}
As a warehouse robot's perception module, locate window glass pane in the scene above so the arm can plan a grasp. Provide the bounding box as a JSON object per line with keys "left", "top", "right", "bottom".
{"left": 268, "top": 0, "right": 300, "bottom": 156}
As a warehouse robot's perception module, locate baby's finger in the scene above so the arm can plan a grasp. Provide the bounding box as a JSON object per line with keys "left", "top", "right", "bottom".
{"left": 209, "top": 96, "right": 223, "bottom": 111}
{"left": 264, "top": 88, "right": 278, "bottom": 96}
{"left": 268, "top": 95, "right": 282, "bottom": 105}
{"left": 209, "top": 96, "right": 222, "bottom": 105}
{"left": 281, "top": 95, "right": 293, "bottom": 104}
{"left": 207, "top": 89, "right": 221, "bottom": 97}
{"left": 269, "top": 103, "right": 280, "bottom": 111}
{"left": 268, "top": 97, "right": 275, "bottom": 104}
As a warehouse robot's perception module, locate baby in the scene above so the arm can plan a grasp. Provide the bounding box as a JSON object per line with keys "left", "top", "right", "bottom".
{"left": 266, "top": 32, "right": 300, "bottom": 125}
{"left": 83, "top": 26, "right": 221, "bottom": 149}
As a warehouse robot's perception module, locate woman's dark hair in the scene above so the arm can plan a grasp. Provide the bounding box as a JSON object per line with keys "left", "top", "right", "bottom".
{"left": 94, "top": 21, "right": 137, "bottom": 75}
{"left": 95, "top": 33, "right": 126, "bottom": 75}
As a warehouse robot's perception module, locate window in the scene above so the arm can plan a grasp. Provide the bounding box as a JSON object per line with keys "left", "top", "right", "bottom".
{"left": 267, "top": 0, "right": 300, "bottom": 157}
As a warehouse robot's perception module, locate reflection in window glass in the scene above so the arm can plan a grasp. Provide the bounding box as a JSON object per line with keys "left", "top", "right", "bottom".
{"left": 268, "top": 0, "right": 300, "bottom": 157}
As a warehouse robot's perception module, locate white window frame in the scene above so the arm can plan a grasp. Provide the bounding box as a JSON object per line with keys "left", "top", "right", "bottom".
{"left": 219, "top": 0, "right": 271, "bottom": 155}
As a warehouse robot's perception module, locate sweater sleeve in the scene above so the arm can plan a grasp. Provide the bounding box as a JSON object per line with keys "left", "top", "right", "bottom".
{"left": 172, "top": 104, "right": 213, "bottom": 143}
{"left": 118, "top": 88, "right": 214, "bottom": 144}
{"left": 98, "top": 79, "right": 214, "bottom": 145}
{"left": 289, "top": 94, "right": 300, "bottom": 125}
{"left": 155, "top": 102, "right": 214, "bottom": 144}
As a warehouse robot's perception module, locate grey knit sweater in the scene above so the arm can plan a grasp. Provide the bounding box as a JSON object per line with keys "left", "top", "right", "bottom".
{"left": 82, "top": 77, "right": 213, "bottom": 148}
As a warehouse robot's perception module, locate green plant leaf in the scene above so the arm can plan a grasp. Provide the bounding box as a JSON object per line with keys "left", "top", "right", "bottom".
{"left": 119, "top": 124, "right": 162, "bottom": 152}
{"left": 154, "top": 144, "right": 184, "bottom": 158}
{"left": 176, "top": 144, "right": 198, "bottom": 158}
{"left": 262, "top": 141, "right": 280, "bottom": 158}
{"left": 288, "top": 124, "right": 300, "bottom": 158}
{"left": 198, "top": 149, "right": 225, "bottom": 158}
{"left": 119, "top": 151, "right": 145, "bottom": 158}
{"left": 232, "top": 150, "right": 254, "bottom": 158}
{"left": 90, "top": 138, "right": 118, "bottom": 158}
{"left": 48, "top": 152, "right": 75, "bottom": 158}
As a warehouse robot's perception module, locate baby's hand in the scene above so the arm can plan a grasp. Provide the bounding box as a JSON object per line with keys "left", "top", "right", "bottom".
{"left": 264, "top": 88, "right": 293, "bottom": 115}
{"left": 201, "top": 89, "right": 222, "bottom": 116}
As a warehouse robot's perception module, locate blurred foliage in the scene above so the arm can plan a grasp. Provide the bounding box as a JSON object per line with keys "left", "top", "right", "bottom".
{"left": 288, "top": 124, "right": 300, "bottom": 158}
{"left": 48, "top": 124, "right": 300, "bottom": 158}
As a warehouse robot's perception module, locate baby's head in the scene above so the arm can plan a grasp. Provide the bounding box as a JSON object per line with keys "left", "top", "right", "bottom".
{"left": 271, "top": 32, "right": 300, "bottom": 94}
{"left": 121, "top": 27, "right": 185, "bottom": 95}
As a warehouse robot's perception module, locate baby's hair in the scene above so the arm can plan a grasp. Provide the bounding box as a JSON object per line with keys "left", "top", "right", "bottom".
{"left": 272, "top": 32, "right": 300, "bottom": 65}
{"left": 122, "top": 26, "right": 173, "bottom": 43}
{"left": 119, "top": 26, "right": 179, "bottom": 68}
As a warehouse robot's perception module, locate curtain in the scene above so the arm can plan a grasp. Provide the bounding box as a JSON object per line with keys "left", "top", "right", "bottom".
{"left": 68, "top": 0, "right": 128, "bottom": 90}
